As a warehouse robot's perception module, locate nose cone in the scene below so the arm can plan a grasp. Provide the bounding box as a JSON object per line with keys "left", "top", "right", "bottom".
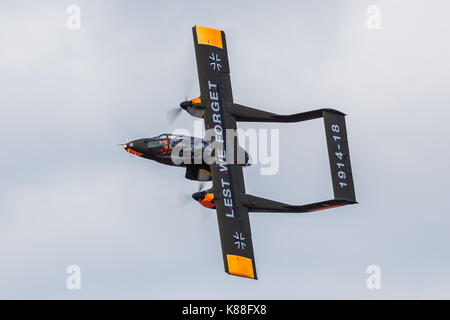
{"left": 180, "top": 100, "right": 192, "bottom": 110}
{"left": 192, "top": 191, "right": 205, "bottom": 202}
{"left": 124, "top": 139, "right": 146, "bottom": 156}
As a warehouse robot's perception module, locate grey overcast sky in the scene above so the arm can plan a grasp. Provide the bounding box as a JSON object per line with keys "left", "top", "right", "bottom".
{"left": 0, "top": 0, "right": 449, "bottom": 299}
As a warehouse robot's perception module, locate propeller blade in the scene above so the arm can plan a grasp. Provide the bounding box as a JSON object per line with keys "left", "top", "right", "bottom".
{"left": 183, "top": 78, "right": 194, "bottom": 101}
{"left": 177, "top": 193, "right": 193, "bottom": 207}
{"left": 175, "top": 181, "right": 213, "bottom": 223}
{"left": 167, "top": 107, "right": 183, "bottom": 123}
{"left": 166, "top": 78, "right": 196, "bottom": 123}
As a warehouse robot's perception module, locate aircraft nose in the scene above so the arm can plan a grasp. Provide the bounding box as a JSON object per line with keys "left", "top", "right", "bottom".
{"left": 124, "top": 140, "right": 144, "bottom": 156}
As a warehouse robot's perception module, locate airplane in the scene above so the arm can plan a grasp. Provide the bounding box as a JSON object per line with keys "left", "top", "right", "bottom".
{"left": 123, "top": 26, "right": 357, "bottom": 279}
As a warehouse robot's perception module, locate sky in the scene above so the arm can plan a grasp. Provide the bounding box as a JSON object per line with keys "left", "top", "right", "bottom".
{"left": 0, "top": 0, "right": 449, "bottom": 299}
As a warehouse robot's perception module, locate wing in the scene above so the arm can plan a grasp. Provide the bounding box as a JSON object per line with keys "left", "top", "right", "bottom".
{"left": 192, "top": 26, "right": 257, "bottom": 279}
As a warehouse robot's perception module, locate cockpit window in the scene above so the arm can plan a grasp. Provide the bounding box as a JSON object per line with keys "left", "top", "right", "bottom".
{"left": 147, "top": 134, "right": 208, "bottom": 149}
{"left": 147, "top": 139, "right": 161, "bottom": 148}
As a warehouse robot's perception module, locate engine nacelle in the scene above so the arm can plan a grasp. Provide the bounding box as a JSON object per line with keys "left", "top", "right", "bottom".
{"left": 180, "top": 98, "right": 206, "bottom": 118}
{"left": 192, "top": 191, "right": 216, "bottom": 209}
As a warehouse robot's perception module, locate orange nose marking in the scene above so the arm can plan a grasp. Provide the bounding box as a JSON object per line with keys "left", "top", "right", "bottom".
{"left": 126, "top": 148, "right": 143, "bottom": 156}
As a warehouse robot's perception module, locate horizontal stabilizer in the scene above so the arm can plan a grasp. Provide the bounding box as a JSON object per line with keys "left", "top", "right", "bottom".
{"left": 240, "top": 194, "right": 356, "bottom": 213}
{"left": 226, "top": 103, "right": 344, "bottom": 123}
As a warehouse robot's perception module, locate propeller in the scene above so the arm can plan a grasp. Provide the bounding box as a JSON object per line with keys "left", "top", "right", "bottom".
{"left": 197, "top": 182, "right": 205, "bottom": 193}
{"left": 167, "top": 78, "right": 195, "bottom": 123}
{"left": 177, "top": 182, "right": 206, "bottom": 207}
{"left": 183, "top": 77, "right": 195, "bottom": 101}
{"left": 176, "top": 181, "right": 213, "bottom": 222}
{"left": 177, "top": 192, "right": 193, "bottom": 207}
{"left": 167, "top": 107, "right": 184, "bottom": 123}
{"left": 196, "top": 181, "right": 214, "bottom": 222}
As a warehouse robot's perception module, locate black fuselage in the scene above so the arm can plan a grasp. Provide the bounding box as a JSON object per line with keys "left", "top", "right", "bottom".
{"left": 124, "top": 134, "right": 207, "bottom": 166}
{"left": 124, "top": 134, "right": 250, "bottom": 181}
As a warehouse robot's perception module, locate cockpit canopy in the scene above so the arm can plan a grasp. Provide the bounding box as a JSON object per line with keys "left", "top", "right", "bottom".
{"left": 146, "top": 134, "right": 207, "bottom": 149}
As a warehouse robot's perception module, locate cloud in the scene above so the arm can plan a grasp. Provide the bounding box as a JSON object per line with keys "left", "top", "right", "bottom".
{"left": 1, "top": 0, "right": 449, "bottom": 298}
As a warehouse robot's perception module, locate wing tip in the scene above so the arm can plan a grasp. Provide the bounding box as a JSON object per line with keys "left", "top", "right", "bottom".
{"left": 193, "top": 25, "right": 224, "bottom": 49}
{"left": 226, "top": 254, "right": 256, "bottom": 279}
